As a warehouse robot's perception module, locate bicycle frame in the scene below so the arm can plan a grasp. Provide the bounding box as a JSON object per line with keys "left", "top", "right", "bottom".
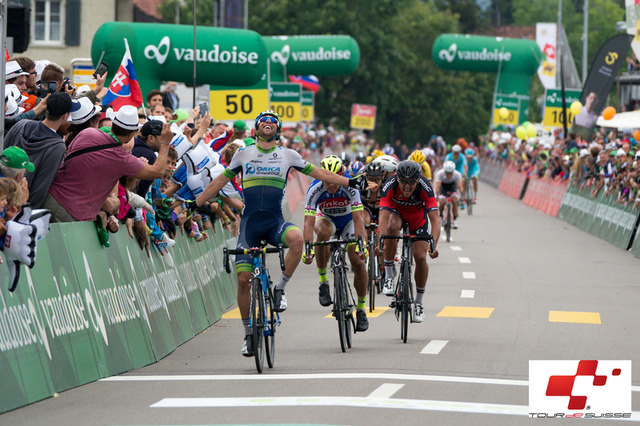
{"left": 442, "top": 196, "right": 454, "bottom": 242}
{"left": 364, "top": 223, "right": 381, "bottom": 312}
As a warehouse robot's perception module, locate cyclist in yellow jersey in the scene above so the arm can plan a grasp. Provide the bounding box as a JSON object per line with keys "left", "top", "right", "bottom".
{"left": 409, "top": 150, "right": 432, "bottom": 182}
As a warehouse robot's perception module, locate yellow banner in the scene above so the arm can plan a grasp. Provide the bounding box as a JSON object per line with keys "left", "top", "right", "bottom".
{"left": 492, "top": 109, "right": 519, "bottom": 126}
{"left": 271, "top": 101, "right": 301, "bottom": 123}
{"left": 210, "top": 89, "right": 269, "bottom": 121}
{"left": 301, "top": 105, "right": 314, "bottom": 121}
{"left": 350, "top": 115, "right": 375, "bottom": 130}
{"left": 543, "top": 106, "right": 573, "bottom": 128}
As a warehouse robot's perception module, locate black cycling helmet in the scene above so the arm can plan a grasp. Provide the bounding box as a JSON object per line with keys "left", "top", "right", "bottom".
{"left": 355, "top": 151, "right": 366, "bottom": 163}
{"left": 365, "top": 161, "right": 385, "bottom": 177}
{"left": 396, "top": 160, "right": 421, "bottom": 181}
{"left": 339, "top": 151, "right": 352, "bottom": 166}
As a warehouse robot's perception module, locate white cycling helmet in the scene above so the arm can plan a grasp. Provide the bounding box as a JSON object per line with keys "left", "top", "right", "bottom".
{"left": 443, "top": 160, "right": 456, "bottom": 173}
{"left": 372, "top": 154, "right": 398, "bottom": 172}
{"left": 451, "top": 145, "right": 462, "bottom": 153}
{"left": 422, "top": 147, "right": 435, "bottom": 158}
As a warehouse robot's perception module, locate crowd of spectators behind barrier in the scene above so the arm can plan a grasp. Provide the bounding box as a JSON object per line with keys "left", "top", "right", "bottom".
{"left": 3, "top": 54, "right": 414, "bottom": 261}
{"left": 478, "top": 126, "right": 640, "bottom": 209}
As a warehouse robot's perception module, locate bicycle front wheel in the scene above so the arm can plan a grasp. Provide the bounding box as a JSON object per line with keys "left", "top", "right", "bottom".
{"left": 444, "top": 205, "right": 451, "bottom": 243}
{"left": 367, "top": 251, "right": 376, "bottom": 313}
{"left": 400, "top": 261, "right": 411, "bottom": 343}
{"left": 251, "top": 278, "right": 265, "bottom": 373}
{"left": 265, "top": 286, "right": 276, "bottom": 369}
{"left": 333, "top": 269, "right": 348, "bottom": 353}
{"left": 466, "top": 182, "right": 474, "bottom": 216}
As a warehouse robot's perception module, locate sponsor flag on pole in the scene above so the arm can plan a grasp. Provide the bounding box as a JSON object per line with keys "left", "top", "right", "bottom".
{"left": 288, "top": 75, "right": 320, "bottom": 93}
{"left": 102, "top": 38, "right": 143, "bottom": 111}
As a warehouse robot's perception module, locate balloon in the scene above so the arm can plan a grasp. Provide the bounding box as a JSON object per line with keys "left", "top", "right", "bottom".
{"left": 526, "top": 124, "right": 537, "bottom": 138}
{"left": 570, "top": 101, "right": 582, "bottom": 116}
{"left": 603, "top": 106, "right": 616, "bottom": 120}
{"left": 499, "top": 107, "right": 509, "bottom": 120}
{"left": 522, "top": 121, "right": 531, "bottom": 128}
{"left": 515, "top": 125, "right": 527, "bottom": 139}
{"left": 634, "top": 130, "right": 640, "bottom": 141}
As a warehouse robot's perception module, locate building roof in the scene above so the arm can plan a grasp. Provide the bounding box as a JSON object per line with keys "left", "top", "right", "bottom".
{"left": 133, "top": 0, "right": 163, "bottom": 22}
{"left": 474, "top": 26, "right": 536, "bottom": 40}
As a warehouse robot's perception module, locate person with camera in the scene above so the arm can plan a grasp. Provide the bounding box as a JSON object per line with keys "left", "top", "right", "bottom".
{"left": 3, "top": 92, "right": 81, "bottom": 209}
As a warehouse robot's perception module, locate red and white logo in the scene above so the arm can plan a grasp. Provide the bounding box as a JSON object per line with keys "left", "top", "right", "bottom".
{"left": 529, "top": 360, "right": 632, "bottom": 419}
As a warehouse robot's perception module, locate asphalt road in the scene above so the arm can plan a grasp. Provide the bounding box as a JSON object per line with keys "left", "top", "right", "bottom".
{"left": 2, "top": 181, "right": 640, "bottom": 425}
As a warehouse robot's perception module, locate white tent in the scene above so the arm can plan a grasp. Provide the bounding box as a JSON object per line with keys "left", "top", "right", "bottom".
{"left": 595, "top": 110, "right": 640, "bottom": 129}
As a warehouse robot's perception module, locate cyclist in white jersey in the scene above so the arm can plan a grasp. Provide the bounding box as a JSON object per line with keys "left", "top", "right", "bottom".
{"left": 434, "top": 160, "right": 463, "bottom": 228}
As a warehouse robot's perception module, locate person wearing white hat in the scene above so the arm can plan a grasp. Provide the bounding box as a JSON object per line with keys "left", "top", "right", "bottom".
{"left": 3, "top": 92, "right": 81, "bottom": 208}
{"left": 43, "top": 105, "right": 174, "bottom": 223}
{"left": 66, "top": 97, "right": 102, "bottom": 145}
{"left": 5, "top": 96, "right": 24, "bottom": 119}
{"left": 5, "top": 61, "right": 30, "bottom": 92}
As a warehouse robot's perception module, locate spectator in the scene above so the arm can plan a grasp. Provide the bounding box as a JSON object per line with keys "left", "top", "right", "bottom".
{"left": 66, "top": 97, "right": 102, "bottom": 145}
{"left": 43, "top": 105, "right": 172, "bottom": 222}
{"left": 3, "top": 92, "right": 80, "bottom": 208}
{"left": 40, "top": 63, "right": 76, "bottom": 97}
{"left": 133, "top": 119, "right": 164, "bottom": 197}
{"left": 0, "top": 146, "right": 32, "bottom": 208}
{"left": 5, "top": 61, "right": 29, "bottom": 92}
{"left": 13, "top": 56, "right": 37, "bottom": 92}
{"left": 145, "top": 89, "right": 164, "bottom": 111}
{"left": 162, "top": 81, "right": 179, "bottom": 110}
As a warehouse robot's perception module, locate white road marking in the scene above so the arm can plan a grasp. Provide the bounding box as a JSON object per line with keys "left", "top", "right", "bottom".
{"left": 462, "top": 272, "right": 476, "bottom": 279}
{"left": 102, "top": 373, "right": 640, "bottom": 393}
{"left": 420, "top": 340, "right": 449, "bottom": 354}
{"left": 460, "top": 290, "right": 475, "bottom": 298}
{"left": 458, "top": 257, "right": 471, "bottom": 263}
{"left": 367, "top": 383, "right": 404, "bottom": 399}
{"left": 450, "top": 246, "right": 462, "bottom": 251}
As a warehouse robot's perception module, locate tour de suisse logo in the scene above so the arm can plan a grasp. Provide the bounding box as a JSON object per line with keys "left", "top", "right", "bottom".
{"left": 529, "top": 360, "right": 632, "bottom": 419}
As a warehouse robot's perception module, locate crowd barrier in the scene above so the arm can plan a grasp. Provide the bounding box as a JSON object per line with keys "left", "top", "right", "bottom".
{"left": 497, "top": 164, "right": 527, "bottom": 199}
{"left": 0, "top": 221, "right": 237, "bottom": 414}
{"left": 478, "top": 157, "right": 505, "bottom": 188}
{"left": 482, "top": 159, "right": 640, "bottom": 257}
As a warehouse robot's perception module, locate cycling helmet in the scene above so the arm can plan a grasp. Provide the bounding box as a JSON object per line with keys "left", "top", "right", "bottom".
{"left": 382, "top": 145, "right": 394, "bottom": 155}
{"left": 443, "top": 160, "right": 456, "bottom": 173}
{"left": 339, "top": 151, "right": 352, "bottom": 166}
{"left": 396, "top": 160, "right": 421, "bottom": 181}
{"left": 254, "top": 110, "right": 282, "bottom": 132}
{"left": 365, "top": 161, "right": 385, "bottom": 177}
{"left": 320, "top": 155, "right": 343, "bottom": 174}
{"left": 372, "top": 154, "right": 398, "bottom": 172}
{"left": 423, "top": 147, "right": 435, "bottom": 158}
{"left": 465, "top": 148, "right": 475, "bottom": 156}
{"left": 451, "top": 145, "right": 462, "bottom": 153}
{"left": 372, "top": 149, "right": 384, "bottom": 158}
{"left": 355, "top": 151, "right": 367, "bottom": 163}
{"left": 409, "top": 150, "right": 425, "bottom": 164}
{"left": 348, "top": 160, "right": 364, "bottom": 176}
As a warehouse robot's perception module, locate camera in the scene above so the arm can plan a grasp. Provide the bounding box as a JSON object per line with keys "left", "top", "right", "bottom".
{"left": 36, "top": 81, "right": 58, "bottom": 98}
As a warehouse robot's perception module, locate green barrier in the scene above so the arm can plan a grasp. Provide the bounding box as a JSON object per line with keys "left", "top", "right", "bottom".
{"left": 558, "top": 184, "right": 639, "bottom": 250}
{"left": 0, "top": 222, "right": 237, "bottom": 414}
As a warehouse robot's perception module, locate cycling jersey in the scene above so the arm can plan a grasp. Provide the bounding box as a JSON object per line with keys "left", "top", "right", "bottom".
{"left": 379, "top": 175, "right": 438, "bottom": 233}
{"left": 305, "top": 179, "right": 362, "bottom": 233}
{"left": 444, "top": 152, "right": 467, "bottom": 174}
{"left": 466, "top": 156, "right": 480, "bottom": 178}
{"left": 434, "top": 169, "right": 462, "bottom": 195}
{"left": 421, "top": 162, "right": 432, "bottom": 180}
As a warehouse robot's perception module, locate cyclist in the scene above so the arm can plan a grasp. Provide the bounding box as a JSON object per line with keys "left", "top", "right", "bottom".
{"left": 372, "top": 154, "right": 398, "bottom": 179}
{"left": 378, "top": 160, "right": 439, "bottom": 322}
{"left": 192, "top": 110, "right": 367, "bottom": 357}
{"left": 434, "top": 160, "right": 463, "bottom": 229}
{"left": 445, "top": 145, "right": 468, "bottom": 209}
{"left": 409, "top": 150, "right": 432, "bottom": 183}
{"left": 339, "top": 151, "right": 352, "bottom": 169}
{"left": 348, "top": 160, "right": 365, "bottom": 177}
{"left": 302, "top": 155, "right": 369, "bottom": 332}
{"left": 464, "top": 148, "right": 480, "bottom": 204}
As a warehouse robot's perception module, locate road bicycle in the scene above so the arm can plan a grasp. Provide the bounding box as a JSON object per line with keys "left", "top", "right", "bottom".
{"left": 381, "top": 226, "right": 434, "bottom": 343}
{"left": 442, "top": 196, "right": 454, "bottom": 242}
{"left": 305, "top": 236, "right": 363, "bottom": 352}
{"left": 464, "top": 177, "right": 474, "bottom": 215}
{"left": 364, "top": 223, "right": 382, "bottom": 313}
{"left": 223, "top": 243, "right": 285, "bottom": 373}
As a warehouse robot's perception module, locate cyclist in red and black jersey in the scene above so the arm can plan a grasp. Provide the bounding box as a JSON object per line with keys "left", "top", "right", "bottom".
{"left": 377, "top": 160, "right": 440, "bottom": 323}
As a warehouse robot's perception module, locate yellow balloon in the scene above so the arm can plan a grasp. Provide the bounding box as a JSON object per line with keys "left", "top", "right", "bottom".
{"left": 499, "top": 107, "right": 509, "bottom": 120}
{"left": 515, "top": 125, "right": 527, "bottom": 139}
{"left": 527, "top": 124, "right": 537, "bottom": 138}
{"left": 570, "top": 101, "right": 582, "bottom": 116}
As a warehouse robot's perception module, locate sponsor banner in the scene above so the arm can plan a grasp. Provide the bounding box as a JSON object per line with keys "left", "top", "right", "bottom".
{"left": 301, "top": 91, "right": 315, "bottom": 122}
{"left": 0, "top": 222, "right": 237, "bottom": 414}
{"left": 542, "top": 88, "right": 582, "bottom": 128}
{"left": 492, "top": 94, "right": 520, "bottom": 127}
{"left": 522, "top": 175, "right": 569, "bottom": 217}
{"left": 529, "top": 360, "right": 632, "bottom": 418}
{"left": 535, "top": 23, "right": 557, "bottom": 89}
{"left": 626, "top": 0, "right": 640, "bottom": 65}
{"left": 350, "top": 103, "right": 376, "bottom": 130}
{"left": 497, "top": 164, "right": 527, "bottom": 199}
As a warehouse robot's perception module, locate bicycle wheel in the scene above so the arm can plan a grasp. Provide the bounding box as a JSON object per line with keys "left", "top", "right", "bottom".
{"left": 444, "top": 205, "right": 451, "bottom": 243}
{"left": 400, "top": 261, "right": 411, "bottom": 343}
{"left": 265, "top": 286, "right": 276, "bottom": 368}
{"left": 333, "top": 269, "right": 348, "bottom": 353}
{"left": 367, "top": 250, "right": 376, "bottom": 313}
{"left": 251, "top": 278, "right": 265, "bottom": 373}
{"left": 466, "top": 182, "right": 473, "bottom": 216}
{"left": 344, "top": 272, "right": 353, "bottom": 349}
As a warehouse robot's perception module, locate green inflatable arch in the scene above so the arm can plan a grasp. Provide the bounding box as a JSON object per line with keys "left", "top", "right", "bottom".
{"left": 432, "top": 34, "right": 543, "bottom": 124}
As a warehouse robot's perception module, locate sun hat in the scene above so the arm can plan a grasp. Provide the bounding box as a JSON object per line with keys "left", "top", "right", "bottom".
{"left": 579, "top": 149, "right": 590, "bottom": 158}
{"left": 5, "top": 84, "right": 25, "bottom": 105}
{"left": 68, "top": 97, "right": 102, "bottom": 124}
{"left": 34, "top": 60, "right": 51, "bottom": 83}
{"left": 0, "top": 146, "right": 35, "bottom": 172}
{"left": 5, "top": 61, "right": 29, "bottom": 79}
{"left": 112, "top": 105, "right": 142, "bottom": 131}
{"left": 5, "top": 96, "right": 24, "bottom": 118}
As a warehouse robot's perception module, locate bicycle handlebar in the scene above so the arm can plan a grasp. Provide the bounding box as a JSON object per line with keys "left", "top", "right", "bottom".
{"left": 305, "top": 237, "right": 364, "bottom": 254}
{"left": 223, "top": 244, "right": 286, "bottom": 274}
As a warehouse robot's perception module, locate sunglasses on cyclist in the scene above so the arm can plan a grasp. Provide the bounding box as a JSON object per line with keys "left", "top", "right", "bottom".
{"left": 259, "top": 116, "right": 278, "bottom": 124}
{"left": 398, "top": 178, "right": 418, "bottom": 186}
